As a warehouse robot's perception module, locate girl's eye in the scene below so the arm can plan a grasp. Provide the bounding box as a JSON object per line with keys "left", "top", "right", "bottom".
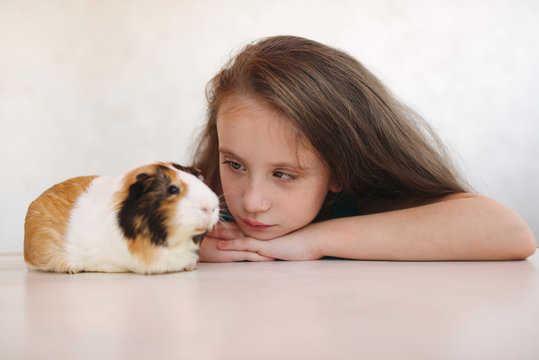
{"left": 273, "top": 171, "right": 296, "bottom": 180}
{"left": 222, "top": 160, "right": 245, "bottom": 171}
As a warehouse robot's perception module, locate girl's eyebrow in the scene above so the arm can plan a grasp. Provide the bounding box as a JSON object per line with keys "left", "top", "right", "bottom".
{"left": 218, "top": 147, "right": 250, "bottom": 166}
{"left": 218, "top": 147, "right": 240, "bottom": 159}
{"left": 218, "top": 147, "right": 309, "bottom": 171}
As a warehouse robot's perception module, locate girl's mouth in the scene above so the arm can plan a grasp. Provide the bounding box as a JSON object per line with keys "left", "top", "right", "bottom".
{"left": 241, "top": 218, "right": 274, "bottom": 231}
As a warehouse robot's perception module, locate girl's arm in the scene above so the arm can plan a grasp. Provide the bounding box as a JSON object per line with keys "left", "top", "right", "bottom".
{"left": 216, "top": 193, "right": 536, "bottom": 261}
{"left": 318, "top": 193, "right": 536, "bottom": 260}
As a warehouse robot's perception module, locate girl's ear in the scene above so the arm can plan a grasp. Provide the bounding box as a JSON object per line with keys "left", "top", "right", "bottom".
{"left": 329, "top": 179, "right": 342, "bottom": 193}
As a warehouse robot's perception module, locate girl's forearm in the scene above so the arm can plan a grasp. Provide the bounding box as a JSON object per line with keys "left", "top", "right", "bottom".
{"left": 316, "top": 194, "right": 536, "bottom": 261}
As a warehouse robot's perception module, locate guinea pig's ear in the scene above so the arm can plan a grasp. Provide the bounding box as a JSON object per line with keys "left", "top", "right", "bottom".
{"left": 171, "top": 163, "right": 204, "bottom": 180}
{"left": 189, "top": 166, "right": 203, "bottom": 180}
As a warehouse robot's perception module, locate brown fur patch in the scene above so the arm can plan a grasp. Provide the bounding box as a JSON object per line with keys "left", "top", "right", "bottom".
{"left": 159, "top": 167, "right": 188, "bottom": 245}
{"left": 24, "top": 176, "right": 97, "bottom": 272}
{"left": 127, "top": 235, "right": 159, "bottom": 265}
{"left": 115, "top": 162, "right": 189, "bottom": 263}
{"left": 113, "top": 162, "right": 184, "bottom": 205}
{"left": 113, "top": 163, "right": 162, "bottom": 206}
{"left": 160, "top": 178, "right": 188, "bottom": 233}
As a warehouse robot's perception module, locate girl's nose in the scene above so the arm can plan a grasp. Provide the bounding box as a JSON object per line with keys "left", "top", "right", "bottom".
{"left": 242, "top": 180, "right": 271, "bottom": 213}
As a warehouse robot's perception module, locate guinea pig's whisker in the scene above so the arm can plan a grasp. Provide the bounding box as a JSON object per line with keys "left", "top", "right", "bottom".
{"left": 215, "top": 190, "right": 244, "bottom": 224}
{"left": 217, "top": 215, "right": 229, "bottom": 224}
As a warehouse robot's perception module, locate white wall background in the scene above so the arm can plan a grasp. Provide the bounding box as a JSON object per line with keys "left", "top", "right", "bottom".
{"left": 1, "top": 0, "right": 537, "bottom": 252}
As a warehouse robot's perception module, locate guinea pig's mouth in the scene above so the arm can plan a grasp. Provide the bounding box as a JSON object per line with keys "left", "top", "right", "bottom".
{"left": 192, "top": 231, "right": 208, "bottom": 246}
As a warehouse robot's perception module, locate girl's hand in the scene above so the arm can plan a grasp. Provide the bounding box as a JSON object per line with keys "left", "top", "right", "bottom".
{"left": 215, "top": 225, "right": 324, "bottom": 261}
{"left": 199, "top": 222, "right": 275, "bottom": 262}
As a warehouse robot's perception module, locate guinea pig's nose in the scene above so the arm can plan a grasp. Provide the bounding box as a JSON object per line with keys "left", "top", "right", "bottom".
{"left": 201, "top": 205, "right": 218, "bottom": 215}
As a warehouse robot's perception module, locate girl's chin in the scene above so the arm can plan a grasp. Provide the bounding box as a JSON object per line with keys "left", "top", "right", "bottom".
{"left": 241, "top": 226, "right": 288, "bottom": 240}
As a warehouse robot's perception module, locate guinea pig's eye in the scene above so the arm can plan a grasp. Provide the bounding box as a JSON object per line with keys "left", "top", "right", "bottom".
{"left": 168, "top": 185, "right": 180, "bottom": 195}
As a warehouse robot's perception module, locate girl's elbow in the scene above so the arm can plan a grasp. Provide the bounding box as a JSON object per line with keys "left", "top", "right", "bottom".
{"left": 512, "top": 225, "right": 536, "bottom": 260}
{"left": 499, "top": 217, "right": 537, "bottom": 260}
{"left": 475, "top": 195, "right": 536, "bottom": 260}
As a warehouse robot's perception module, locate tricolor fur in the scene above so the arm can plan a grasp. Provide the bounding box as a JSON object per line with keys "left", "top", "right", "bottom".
{"left": 24, "top": 162, "right": 219, "bottom": 274}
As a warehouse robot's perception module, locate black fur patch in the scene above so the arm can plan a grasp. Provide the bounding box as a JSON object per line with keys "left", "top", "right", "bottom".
{"left": 117, "top": 168, "right": 173, "bottom": 246}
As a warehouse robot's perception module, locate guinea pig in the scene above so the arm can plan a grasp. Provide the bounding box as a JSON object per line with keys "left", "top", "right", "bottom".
{"left": 24, "top": 162, "right": 219, "bottom": 274}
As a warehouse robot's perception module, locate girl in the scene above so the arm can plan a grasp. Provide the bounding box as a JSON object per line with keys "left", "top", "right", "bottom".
{"left": 192, "top": 35, "right": 536, "bottom": 262}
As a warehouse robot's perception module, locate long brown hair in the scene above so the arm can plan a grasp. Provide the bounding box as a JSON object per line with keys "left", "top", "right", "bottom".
{"left": 192, "top": 35, "right": 468, "bottom": 215}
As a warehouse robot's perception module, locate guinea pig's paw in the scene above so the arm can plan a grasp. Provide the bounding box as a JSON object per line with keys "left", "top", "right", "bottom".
{"left": 143, "top": 270, "right": 163, "bottom": 275}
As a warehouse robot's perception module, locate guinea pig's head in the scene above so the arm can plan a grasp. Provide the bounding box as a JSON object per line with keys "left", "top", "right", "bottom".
{"left": 116, "top": 162, "right": 219, "bottom": 249}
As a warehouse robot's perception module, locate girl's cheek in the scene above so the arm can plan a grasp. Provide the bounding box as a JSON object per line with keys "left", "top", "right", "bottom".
{"left": 222, "top": 176, "right": 243, "bottom": 203}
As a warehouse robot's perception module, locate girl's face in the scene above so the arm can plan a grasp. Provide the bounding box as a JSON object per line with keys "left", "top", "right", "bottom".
{"left": 216, "top": 94, "right": 340, "bottom": 240}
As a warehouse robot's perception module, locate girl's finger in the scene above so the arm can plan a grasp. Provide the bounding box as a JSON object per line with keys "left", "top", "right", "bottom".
{"left": 217, "top": 237, "right": 265, "bottom": 253}
{"left": 199, "top": 236, "right": 274, "bottom": 262}
{"left": 214, "top": 238, "right": 274, "bottom": 261}
{"left": 230, "top": 251, "right": 275, "bottom": 262}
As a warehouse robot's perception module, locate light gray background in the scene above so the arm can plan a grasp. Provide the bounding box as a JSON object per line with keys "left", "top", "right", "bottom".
{"left": 1, "top": 0, "right": 537, "bottom": 252}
